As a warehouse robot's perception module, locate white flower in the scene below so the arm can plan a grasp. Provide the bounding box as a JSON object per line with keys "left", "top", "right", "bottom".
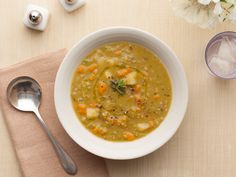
{"left": 170, "top": 0, "right": 236, "bottom": 28}
{"left": 170, "top": 0, "right": 219, "bottom": 28}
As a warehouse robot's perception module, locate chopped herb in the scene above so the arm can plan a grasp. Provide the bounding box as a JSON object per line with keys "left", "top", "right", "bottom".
{"left": 110, "top": 79, "right": 126, "bottom": 95}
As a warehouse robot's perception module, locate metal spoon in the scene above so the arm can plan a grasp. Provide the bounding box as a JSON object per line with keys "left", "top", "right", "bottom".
{"left": 7, "top": 76, "right": 77, "bottom": 175}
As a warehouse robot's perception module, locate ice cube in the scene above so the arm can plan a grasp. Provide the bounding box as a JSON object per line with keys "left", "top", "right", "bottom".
{"left": 217, "top": 37, "right": 236, "bottom": 62}
{"left": 208, "top": 55, "right": 236, "bottom": 76}
{"left": 228, "top": 38, "right": 236, "bottom": 59}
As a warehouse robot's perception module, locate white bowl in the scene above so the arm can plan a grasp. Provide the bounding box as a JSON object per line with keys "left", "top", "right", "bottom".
{"left": 54, "top": 27, "right": 188, "bottom": 160}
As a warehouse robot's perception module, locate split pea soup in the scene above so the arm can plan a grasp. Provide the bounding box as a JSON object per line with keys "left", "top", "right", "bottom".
{"left": 71, "top": 42, "right": 172, "bottom": 141}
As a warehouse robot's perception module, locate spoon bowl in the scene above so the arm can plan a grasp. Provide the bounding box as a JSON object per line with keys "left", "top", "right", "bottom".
{"left": 7, "top": 76, "right": 41, "bottom": 112}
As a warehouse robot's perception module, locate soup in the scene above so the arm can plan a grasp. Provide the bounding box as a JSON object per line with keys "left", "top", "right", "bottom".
{"left": 71, "top": 42, "right": 172, "bottom": 141}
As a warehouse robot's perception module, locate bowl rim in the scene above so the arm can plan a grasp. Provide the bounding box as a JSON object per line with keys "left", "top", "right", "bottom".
{"left": 54, "top": 26, "right": 188, "bottom": 160}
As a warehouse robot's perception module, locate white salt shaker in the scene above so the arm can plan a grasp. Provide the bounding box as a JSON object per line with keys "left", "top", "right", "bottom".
{"left": 23, "top": 4, "right": 50, "bottom": 31}
{"left": 59, "top": 0, "right": 86, "bottom": 12}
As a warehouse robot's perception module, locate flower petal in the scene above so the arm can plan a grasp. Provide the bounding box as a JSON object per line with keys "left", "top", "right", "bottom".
{"left": 198, "top": 0, "right": 211, "bottom": 5}
{"left": 228, "top": 7, "right": 236, "bottom": 21}
{"left": 213, "top": 2, "right": 223, "bottom": 15}
{"left": 213, "top": 0, "right": 220, "bottom": 3}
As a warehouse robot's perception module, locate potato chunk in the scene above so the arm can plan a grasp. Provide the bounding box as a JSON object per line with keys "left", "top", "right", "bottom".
{"left": 86, "top": 108, "right": 100, "bottom": 119}
{"left": 104, "top": 70, "right": 112, "bottom": 78}
{"left": 124, "top": 71, "right": 137, "bottom": 85}
{"left": 137, "top": 123, "right": 150, "bottom": 131}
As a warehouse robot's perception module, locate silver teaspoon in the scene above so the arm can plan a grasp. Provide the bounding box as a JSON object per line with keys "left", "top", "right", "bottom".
{"left": 7, "top": 76, "right": 77, "bottom": 175}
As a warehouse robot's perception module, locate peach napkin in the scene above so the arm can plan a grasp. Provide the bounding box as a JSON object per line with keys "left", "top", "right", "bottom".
{"left": 0, "top": 49, "right": 109, "bottom": 177}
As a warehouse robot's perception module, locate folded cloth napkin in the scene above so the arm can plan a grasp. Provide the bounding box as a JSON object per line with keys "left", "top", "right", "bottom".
{"left": 0, "top": 49, "right": 109, "bottom": 177}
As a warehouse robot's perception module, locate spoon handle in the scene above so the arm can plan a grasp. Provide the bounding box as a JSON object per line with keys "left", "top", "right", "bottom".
{"left": 34, "top": 109, "right": 77, "bottom": 175}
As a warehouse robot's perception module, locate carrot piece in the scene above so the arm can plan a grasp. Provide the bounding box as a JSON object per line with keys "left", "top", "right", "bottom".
{"left": 77, "top": 103, "right": 87, "bottom": 115}
{"left": 114, "top": 50, "right": 122, "bottom": 55}
{"left": 89, "top": 102, "right": 97, "bottom": 108}
{"left": 88, "top": 63, "right": 97, "bottom": 72}
{"left": 76, "top": 65, "right": 85, "bottom": 74}
{"left": 93, "top": 69, "right": 98, "bottom": 74}
{"left": 134, "top": 84, "right": 141, "bottom": 93}
{"left": 92, "top": 127, "right": 107, "bottom": 135}
{"left": 117, "top": 68, "right": 132, "bottom": 78}
{"left": 98, "top": 82, "right": 107, "bottom": 95}
{"left": 154, "top": 94, "right": 160, "bottom": 100}
{"left": 89, "top": 74, "right": 96, "bottom": 81}
{"left": 123, "top": 131, "right": 135, "bottom": 141}
{"left": 134, "top": 95, "right": 143, "bottom": 105}
{"left": 92, "top": 127, "right": 98, "bottom": 133}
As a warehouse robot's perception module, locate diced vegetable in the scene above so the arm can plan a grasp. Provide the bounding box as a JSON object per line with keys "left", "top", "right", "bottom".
{"left": 123, "top": 131, "right": 135, "bottom": 141}
{"left": 89, "top": 102, "right": 97, "bottom": 108}
{"left": 93, "top": 69, "right": 98, "bottom": 74}
{"left": 86, "top": 108, "right": 100, "bottom": 119}
{"left": 105, "top": 70, "right": 112, "bottom": 78}
{"left": 154, "top": 94, "right": 160, "bottom": 100}
{"left": 123, "top": 71, "right": 137, "bottom": 85}
{"left": 92, "top": 126, "right": 107, "bottom": 135}
{"left": 101, "top": 110, "right": 109, "bottom": 117}
{"left": 137, "top": 123, "right": 150, "bottom": 131}
{"left": 134, "top": 84, "right": 141, "bottom": 93}
{"left": 89, "top": 74, "right": 96, "bottom": 81}
{"left": 98, "top": 82, "right": 107, "bottom": 95}
{"left": 77, "top": 103, "right": 87, "bottom": 115}
{"left": 107, "top": 58, "right": 117, "bottom": 66}
{"left": 134, "top": 95, "right": 143, "bottom": 105}
{"left": 76, "top": 65, "right": 85, "bottom": 74}
{"left": 114, "top": 50, "right": 122, "bottom": 55}
{"left": 131, "top": 106, "right": 141, "bottom": 112}
{"left": 88, "top": 63, "right": 97, "bottom": 72}
{"left": 117, "top": 68, "right": 132, "bottom": 78}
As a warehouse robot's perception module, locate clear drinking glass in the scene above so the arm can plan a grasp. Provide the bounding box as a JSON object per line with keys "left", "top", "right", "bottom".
{"left": 205, "top": 31, "right": 236, "bottom": 79}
